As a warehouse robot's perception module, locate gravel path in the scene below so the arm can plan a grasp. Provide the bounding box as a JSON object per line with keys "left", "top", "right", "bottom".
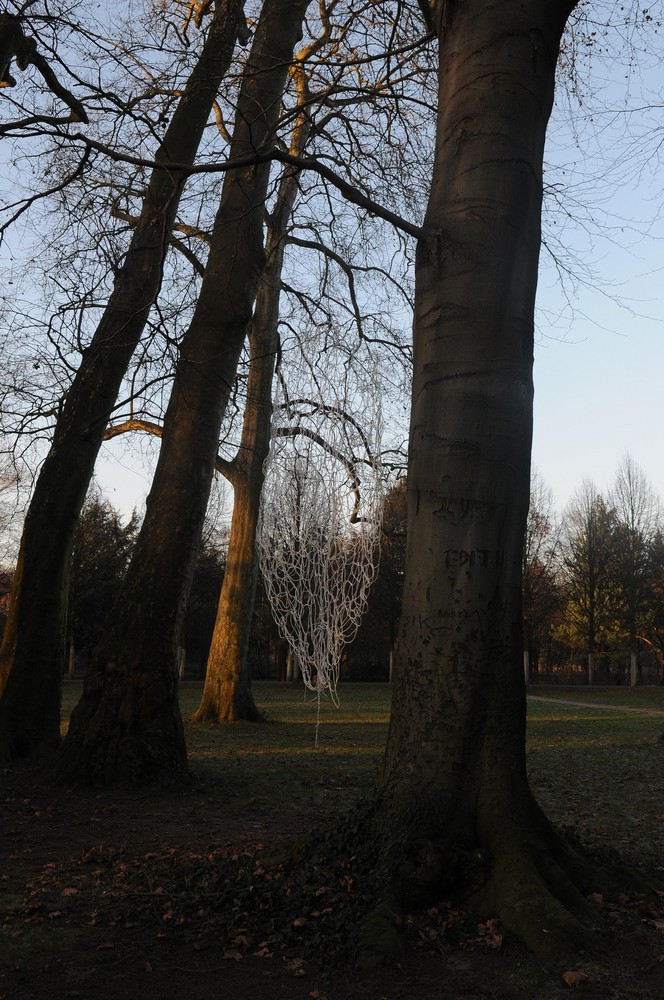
{"left": 527, "top": 694, "right": 664, "bottom": 715}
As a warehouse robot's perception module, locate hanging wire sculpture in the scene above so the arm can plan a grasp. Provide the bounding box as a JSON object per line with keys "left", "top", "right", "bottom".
{"left": 257, "top": 386, "right": 383, "bottom": 745}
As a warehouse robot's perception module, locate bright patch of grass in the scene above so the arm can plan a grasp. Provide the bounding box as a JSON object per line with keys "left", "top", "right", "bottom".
{"left": 529, "top": 685, "right": 664, "bottom": 710}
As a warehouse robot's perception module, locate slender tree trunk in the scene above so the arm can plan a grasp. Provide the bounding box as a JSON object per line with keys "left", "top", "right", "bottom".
{"left": 368, "top": 0, "right": 597, "bottom": 960}
{"left": 192, "top": 109, "right": 310, "bottom": 723}
{"left": 190, "top": 284, "right": 278, "bottom": 724}
{"left": 194, "top": 470, "right": 267, "bottom": 722}
{"left": 53, "top": 0, "right": 310, "bottom": 785}
{"left": 0, "top": 2, "right": 243, "bottom": 759}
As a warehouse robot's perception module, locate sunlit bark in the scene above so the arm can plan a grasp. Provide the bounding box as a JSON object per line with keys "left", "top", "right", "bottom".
{"left": 53, "top": 0, "right": 311, "bottom": 784}
{"left": 192, "top": 55, "right": 313, "bottom": 724}
{"left": 190, "top": 276, "right": 281, "bottom": 724}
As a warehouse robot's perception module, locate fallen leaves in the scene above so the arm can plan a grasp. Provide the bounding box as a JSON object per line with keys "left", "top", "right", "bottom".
{"left": 283, "top": 956, "right": 306, "bottom": 977}
{"left": 562, "top": 970, "right": 594, "bottom": 988}
{"left": 476, "top": 918, "right": 503, "bottom": 950}
{"left": 222, "top": 948, "right": 244, "bottom": 961}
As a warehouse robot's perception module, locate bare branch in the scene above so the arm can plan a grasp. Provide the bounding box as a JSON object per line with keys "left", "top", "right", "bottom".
{"left": 104, "top": 417, "right": 233, "bottom": 478}
{"left": 62, "top": 132, "right": 424, "bottom": 239}
{"left": 0, "top": 13, "right": 88, "bottom": 122}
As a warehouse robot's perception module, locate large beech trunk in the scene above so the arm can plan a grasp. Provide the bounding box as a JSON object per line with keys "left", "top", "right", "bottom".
{"left": 53, "top": 0, "right": 311, "bottom": 785}
{"left": 0, "top": 2, "right": 242, "bottom": 759}
{"left": 372, "top": 0, "right": 598, "bottom": 958}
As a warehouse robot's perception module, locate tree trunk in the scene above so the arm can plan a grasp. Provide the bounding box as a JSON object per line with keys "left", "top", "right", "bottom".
{"left": 52, "top": 0, "right": 311, "bottom": 785}
{"left": 190, "top": 280, "right": 277, "bottom": 724}
{"left": 193, "top": 470, "right": 267, "bottom": 723}
{"left": 630, "top": 650, "right": 638, "bottom": 687}
{"left": 192, "top": 103, "right": 310, "bottom": 724}
{"left": 0, "top": 2, "right": 242, "bottom": 759}
{"left": 369, "top": 0, "right": 598, "bottom": 960}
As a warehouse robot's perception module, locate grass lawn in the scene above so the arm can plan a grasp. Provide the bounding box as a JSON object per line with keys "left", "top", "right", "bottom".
{"left": 524, "top": 689, "right": 664, "bottom": 870}
{"left": 59, "top": 679, "right": 664, "bottom": 871}
{"left": 3, "top": 680, "right": 661, "bottom": 1000}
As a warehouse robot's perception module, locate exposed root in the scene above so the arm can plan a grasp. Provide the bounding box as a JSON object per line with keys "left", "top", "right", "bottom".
{"left": 265, "top": 784, "right": 663, "bottom": 970}
{"left": 483, "top": 843, "right": 596, "bottom": 958}
{"left": 356, "top": 897, "right": 406, "bottom": 970}
{"left": 189, "top": 685, "right": 268, "bottom": 725}
{"left": 190, "top": 702, "right": 268, "bottom": 724}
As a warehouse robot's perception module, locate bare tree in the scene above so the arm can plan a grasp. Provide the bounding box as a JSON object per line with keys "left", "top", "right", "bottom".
{"left": 0, "top": 10, "right": 87, "bottom": 123}
{"left": 191, "top": 4, "right": 423, "bottom": 723}
{"left": 0, "top": 1, "right": 244, "bottom": 759}
{"left": 364, "top": 0, "right": 626, "bottom": 962}
{"left": 557, "top": 481, "right": 621, "bottom": 682}
{"left": 610, "top": 452, "right": 661, "bottom": 684}
{"left": 188, "top": 181, "right": 303, "bottom": 721}
{"left": 522, "top": 469, "right": 562, "bottom": 681}
{"left": 53, "top": 0, "right": 313, "bottom": 785}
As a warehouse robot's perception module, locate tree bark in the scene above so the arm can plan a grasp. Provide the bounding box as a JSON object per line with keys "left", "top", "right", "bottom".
{"left": 0, "top": 1, "right": 243, "bottom": 759}
{"left": 369, "top": 0, "right": 597, "bottom": 959}
{"left": 52, "top": 0, "right": 311, "bottom": 784}
{"left": 192, "top": 98, "right": 311, "bottom": 724}
{"left": 190, "top": 259, "right": 279, "bottom": 724}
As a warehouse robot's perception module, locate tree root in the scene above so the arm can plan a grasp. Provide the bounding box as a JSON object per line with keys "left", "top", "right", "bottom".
{"left": 356, "top": 897, "right": 406, "bottom": 971}
{"left": 189, "top": 685, "right": 268, "bottom": 725}
{"left": 482, "top": 842, "right": 597, "bottom": 958}
{"left": 334, "top": 799, "right": 661, "bottom": 967}
{"left": 190, "top": 702, "right": 269, "bottom": 724}
{"left": 260, "top": 785, "right": 662, "bottom": 970}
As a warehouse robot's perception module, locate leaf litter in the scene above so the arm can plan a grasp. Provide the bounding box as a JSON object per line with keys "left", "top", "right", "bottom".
{"left": 1, "top": 683, "right": 664, "bottom": 1000}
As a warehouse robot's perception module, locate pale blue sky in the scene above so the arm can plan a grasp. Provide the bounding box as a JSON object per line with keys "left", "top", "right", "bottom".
{"left": 533, "top": 289, "right": 664, "bottom": 512}
{"left": 533, "top": 43, "right": 664, "bottom": 513}
{"left": 95, "top": 147, "right": 664, "bottom": 522}
{"left": 6, "top": 8, "right": 664, "bottom": 522}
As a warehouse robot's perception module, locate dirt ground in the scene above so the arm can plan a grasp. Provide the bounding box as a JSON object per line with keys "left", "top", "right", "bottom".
{"left": 1, "top": 696, "right": 664, "bottom": 1000}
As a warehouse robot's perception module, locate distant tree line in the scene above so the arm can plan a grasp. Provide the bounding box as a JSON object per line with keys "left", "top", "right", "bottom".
{"left": 7, "top": 480, "right": 406, "bottom": 685}
{"left": 3, "top": 460, "right": 662, "bottom": 688}
{"left": 524, "top": 455, "right": 664, "bottom": 685}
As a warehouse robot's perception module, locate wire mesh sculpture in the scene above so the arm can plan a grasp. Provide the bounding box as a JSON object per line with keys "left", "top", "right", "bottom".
{"left": 257, "top": 388, "right": 383, "bottom": 744}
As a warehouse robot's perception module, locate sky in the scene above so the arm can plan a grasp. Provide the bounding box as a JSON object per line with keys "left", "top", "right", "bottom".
{"left": 94, "top": 146, "right": 664, "bottom": 523}
{"left": 95, "top": 113, "right": 664, "bottom": 525}
{"left": 95, "top": 234, "right": 664, "bottom": 524}
{"left": 531, "top": 37, "right": 664, "bottom": 514}
{"left": 532, "top": 286, "right": 664, "bottom": 513}
{"left": 5, "top": 7, "right": 664, "bottom": 525}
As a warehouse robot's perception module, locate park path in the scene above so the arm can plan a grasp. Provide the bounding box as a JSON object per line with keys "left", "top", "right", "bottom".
{"left": 527, "top": 694, "right": 664, "bottom": 716}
